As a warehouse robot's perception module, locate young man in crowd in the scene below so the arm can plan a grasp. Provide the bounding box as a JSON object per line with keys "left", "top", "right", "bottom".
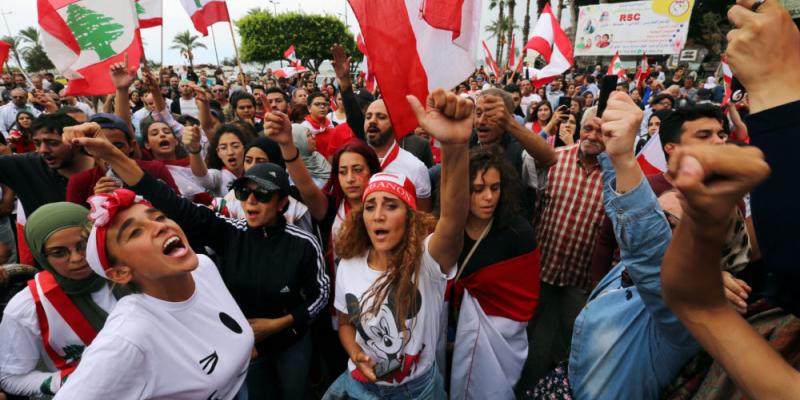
{"left": 0, "top": 88, "right": 41, "bottom": 137}
{"left": 170, "top": 80, "right": 199, "bottom": 118}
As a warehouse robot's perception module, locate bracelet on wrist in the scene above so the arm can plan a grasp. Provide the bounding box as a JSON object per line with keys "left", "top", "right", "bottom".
{"left": 284, "top": 147, "right": 301, "bottom": 163}
{"left": 187, "top": 147, "right": 202, "bottom": 155}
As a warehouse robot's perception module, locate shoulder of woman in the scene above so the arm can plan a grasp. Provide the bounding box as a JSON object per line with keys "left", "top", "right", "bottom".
{"left": 3, "top": 287, "right": 36, "bottom": 325}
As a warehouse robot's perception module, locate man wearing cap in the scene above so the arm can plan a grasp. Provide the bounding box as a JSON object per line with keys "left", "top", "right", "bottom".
{"left": 65, "top": 114, "right": 179, "bottom": 207}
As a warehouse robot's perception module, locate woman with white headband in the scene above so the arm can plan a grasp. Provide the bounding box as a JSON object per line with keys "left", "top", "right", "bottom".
{"left": 312, "top": 89, "right": 473, "bottom": 399}
{"left": 53, "top": 189, "right": 252, "bottom": 399}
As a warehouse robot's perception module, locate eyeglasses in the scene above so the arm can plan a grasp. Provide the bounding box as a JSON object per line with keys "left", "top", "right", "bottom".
{"left": 234, "top": 187, "right": 275, "bottom": 203}
{"left": 311, "top": 103, "right": 329, "bottom": 109}
{"left": 45, "top": 241, "right": 87, "bottom": 261}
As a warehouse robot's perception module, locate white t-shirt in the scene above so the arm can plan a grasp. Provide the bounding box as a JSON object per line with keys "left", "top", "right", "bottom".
{"left": 195, "top": 168, "right": 238, "bottom": 198}
{"left": 54, "top": 255, "right": 252, "bottom": 400}
{"left": 520, "top": 94, "right": 542, "bottom": 117}
{"left": 381, "top": 146, "right": 432, "bottom": 199}
{"left": 179, "top": 97, "right": 200, "bottom": 118}
{"left": 0, "top": 283, "right": 116, "bottom": 396}
{"left": 334, "top": 235, "right": 454, "bottom": 385}
{"left": 74, "top": 101, "right": 95, "bottom": 118}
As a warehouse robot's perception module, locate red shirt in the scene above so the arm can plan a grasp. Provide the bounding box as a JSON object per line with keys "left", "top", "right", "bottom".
{"left": 328, "top": 123, "right": 358, "bottom": 154}
{"left": 66, "top": 160, "right": 180, "bottom": 207}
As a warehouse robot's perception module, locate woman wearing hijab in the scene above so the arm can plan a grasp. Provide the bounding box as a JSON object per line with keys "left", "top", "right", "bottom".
{"left": 0, "top": 202, "right": 122, "bottom": 397}
{"left": 292, "top": 124, "right": 332, "bottom": 188}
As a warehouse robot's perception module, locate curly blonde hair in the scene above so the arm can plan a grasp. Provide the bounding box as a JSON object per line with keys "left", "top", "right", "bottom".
{"left": 335, "top": 203, "right": 436, "bottom": 332}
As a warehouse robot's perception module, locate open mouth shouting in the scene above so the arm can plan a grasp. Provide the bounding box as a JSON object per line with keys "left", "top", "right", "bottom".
{"left": 162, "top": 235, "right": 189, "bottom": 258}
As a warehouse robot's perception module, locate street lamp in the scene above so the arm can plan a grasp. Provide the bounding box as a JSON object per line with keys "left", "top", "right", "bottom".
{"left": 268, "top": 0, "right": 280, "bottom": 15}
{"left": 0, "top": 9, "right": 13, "bottom": 37}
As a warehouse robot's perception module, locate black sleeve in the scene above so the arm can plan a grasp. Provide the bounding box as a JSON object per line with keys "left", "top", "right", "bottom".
{"left": 0, "top": 154, "right": 30, "bottom": 189}
{"left": 288, "top": 227, "right": 330, "bottom": 329}
{"left": 170, "top": 100, "right": 181, "bottom": 115}
{"left": 130, "top": 172, "right": 231, "bottom": 253}
{"left": 341, "top": 86, "right": 365, "bottom": 141}
{"left": 746, "top": 100, "right": 800, "bottom": 316}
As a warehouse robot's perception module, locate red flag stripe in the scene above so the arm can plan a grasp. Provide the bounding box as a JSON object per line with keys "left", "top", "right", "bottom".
{"left": 38, "top": 0, "right": 81, "bottom": 54}
{"left": 421, "top": 0, "right": 465, "bottom": 39}
{"left": 38, "top": 271, "right": 98, "bottom": 345}
{"left": 190, "top": 1, "right": 230, "bottom": 36}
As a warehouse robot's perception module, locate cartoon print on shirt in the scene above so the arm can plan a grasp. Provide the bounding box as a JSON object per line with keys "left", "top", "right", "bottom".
{"left": 345, "top": 285, "right": 423, "bottom": 383}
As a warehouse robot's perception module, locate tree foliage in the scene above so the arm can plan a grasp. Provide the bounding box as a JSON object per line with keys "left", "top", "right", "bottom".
{"left": 170, "top": 30, "right": 207, "bottom": 67}
{"left": 236, "top": 10, "right": 360, "bottom": 72}
{"left": 17, "top": 27, "right": 54, "bottom": 72}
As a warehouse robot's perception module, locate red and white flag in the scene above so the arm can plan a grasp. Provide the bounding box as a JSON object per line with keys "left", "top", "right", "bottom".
{"left": 0, "top": 41, "right": 10, "bottom": 74}
{"left": 636, "top": 134, "right": 667, "bottom": 176}
{"left": 482, "top": 40, "right": 500, "bottom": 77}
{"left": 608, "top": 51, "right": 625, "bottom": 78}
{"left": 179, "top": 0, "right": 230, "bottom": 36}
{"left": 277, "top": 44, "right": 307, "bottom": 77}
{"left": 508, "top": 34, "right": 516, "bottom": 71}
{"left": 356, "top": 34, "right": 377, "bottom": 93}
{"left": 349, "top": 0, "right": 481, "bottom": 138}
{"left": 521, "top": 4, "right": 573, "bottom": 88}
{"left": 284, "top": 45, "right": 298, "bottom": 65}
{"left": 135, "top": 0, "right": 162, "bottom": 28}
{"left": 39, "top": 0, "right": 143, "bottom": 96}
{"left": 633, "top": 53, "right": 650, "bottom": 88}
{"left": 720, "top": 56, "right": 733, "bottom": 107}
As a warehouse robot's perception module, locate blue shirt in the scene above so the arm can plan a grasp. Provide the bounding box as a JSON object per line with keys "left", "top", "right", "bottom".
{"left": 568, "top": 154, "right": 699, "bottom": 400}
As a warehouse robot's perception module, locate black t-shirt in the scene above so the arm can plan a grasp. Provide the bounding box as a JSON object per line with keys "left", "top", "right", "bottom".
{"left": 0, "top": 153, "right": 69, "bottom": 217}
{"left": 457, "top": 214, "right": 537, "bottom": 279}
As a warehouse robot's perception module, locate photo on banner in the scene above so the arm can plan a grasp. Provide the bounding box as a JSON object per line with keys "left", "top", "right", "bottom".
{"left": 573, "top": 0, "right": 694, "bottom": 56}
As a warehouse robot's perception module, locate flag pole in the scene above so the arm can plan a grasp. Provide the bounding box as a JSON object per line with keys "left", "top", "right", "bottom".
{"left": 160, "top": 27, "right": 164, "bottom": 66}
{"left": 210, "top": 25, "right": 220, "bottom": 67}
{"left": 224, "top": 3, "right": 245, "bottom": 87}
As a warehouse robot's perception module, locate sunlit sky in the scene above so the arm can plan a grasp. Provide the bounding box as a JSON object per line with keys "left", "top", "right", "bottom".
{"left": 2, "top": 0, "right": 559, "bottom": 67}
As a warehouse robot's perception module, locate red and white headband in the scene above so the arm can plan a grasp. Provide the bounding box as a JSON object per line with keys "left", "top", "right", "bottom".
{"left": 86, "top": 189, "right": 152, "bottom": 279}
{"left": 361, "top": 173, "right": 417, "bottom": 210}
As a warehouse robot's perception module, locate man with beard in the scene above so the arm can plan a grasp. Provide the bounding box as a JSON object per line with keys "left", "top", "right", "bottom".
{"left": 170, "top": 81, "right": 199, "bottom": 118}
{"left": 518, "top": 105, "right": 608, "bottom": 389}
{"left": 0, "top": 88, "right": 41, "bottom": 138}
{"left": 264, "top": 87, "right": 290, "bottom": 114}
{"left": 1, "top": 74, "right": 14, "bottom": 103}
{"left": 364, "top": 99, "right": 433, "bottom": 211}
{"left": 0, "top": 113, "right": 94, "bottom": 264}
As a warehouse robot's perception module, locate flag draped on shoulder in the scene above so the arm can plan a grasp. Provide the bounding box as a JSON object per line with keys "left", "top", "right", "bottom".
{"left": 0, "top": 41, "right": 10, "bottom": 74}
{"left": 38, "top": 0, "right": 142, "bottom": 96}
{"left": 135, "top": 0, "right": 162, "bottom": 28}
{"left": 608, "top": 51, "right": 625, "bottom": 78}
{"left": 179, "top": 0, "right": 229, "bottom": 36}
{"left": 349, "top": 0, "right": 481, "bottom": 138}
{"left": 356, "top": 34, "right": 376, "bottom": 93}
{"left": 521, "top": 3, "right": 573, "bottom": 88}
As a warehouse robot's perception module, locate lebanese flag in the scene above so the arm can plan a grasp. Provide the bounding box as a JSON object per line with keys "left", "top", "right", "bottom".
{"left": 0, "top": 40, "right": 10, "bottom": 74}
{"left": 349, "top": 0, "right": 481, "bottom": 138}
{"left": 356, "top": 34, "right": 377, "bottom": 93}
{"left": 633, "top": 53, "right": 650, "bottom": 88}
{"left": 521, "top": 4, "right": 573, "bottom": 88}
{"left": 608, "top": 51, "right": 626, "bottom": 78}
{"left": 508, "top": 34, "right": 516, "bottom": 71}
{"left": 284, "top": 45, "right": 298, "bottom": 64}
{"left": 179, "top": 0, "right": 229, "bottom": 37}
{"left": 448, "top": 250, "right": 541, "bottom": 399}
{"left": 135, "top": 0, "right": 162, "bottom": 29}
{"left": 39, "top": 0, "right": 143, "bottom": 96}
{"left": 636, "top": 133, "right": 667, "bottom": 176}
{"left": 720, "top": 56, "right": 733, "bottom": 107}
{"left": 482, "top": 40, "right": 500, "bottom": 77}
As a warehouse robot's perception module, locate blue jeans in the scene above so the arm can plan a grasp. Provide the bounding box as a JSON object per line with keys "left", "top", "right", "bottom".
{"left": 0, "top": 217, "right": 16, "bottom": 264}
{"left": 240, "top": 332, "right": 311, "bottom": 399}
{"left": 322, "top": 362, "right": 445, "bottom": 400}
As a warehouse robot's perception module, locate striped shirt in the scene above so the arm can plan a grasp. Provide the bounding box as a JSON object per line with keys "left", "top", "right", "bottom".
{"left": 535, "top": 143, "right": 605, "bottom": 290}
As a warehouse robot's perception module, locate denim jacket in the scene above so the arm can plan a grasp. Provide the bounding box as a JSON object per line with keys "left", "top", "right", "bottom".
{"left": 568, "top": 154, "right": 700, "bottom": 400}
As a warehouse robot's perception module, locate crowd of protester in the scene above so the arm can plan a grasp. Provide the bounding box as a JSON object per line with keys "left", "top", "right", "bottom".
{"left": 0, "top": 0, "right": 798, "bottom": 398}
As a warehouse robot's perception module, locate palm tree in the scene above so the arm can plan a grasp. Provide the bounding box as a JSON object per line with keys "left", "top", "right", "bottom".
{"left": 16, "top": 27, "right": 54, "bottom": 72}
{"left": 522, "top": 0, "right": 532, "bottom": 45}
{"left": 170, "top": 30, "right": 207, "bottom": 67}
{"left": 488, "top": 0, "right": 506, "bottom": 67}
{"left": 17, "top": 27, "right": 43, "bottom": 57}
{"left": 506, "top": 0, "right": 516, "bottom": 70}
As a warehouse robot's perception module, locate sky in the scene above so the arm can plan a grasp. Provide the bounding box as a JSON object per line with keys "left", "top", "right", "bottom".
{"left": 1, "top": 0, "right": 543, "bottom": 67}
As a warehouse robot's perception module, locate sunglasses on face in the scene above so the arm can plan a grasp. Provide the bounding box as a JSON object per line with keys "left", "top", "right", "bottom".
{"left": 234, "top": 187, "right": 275, "bottom": 203}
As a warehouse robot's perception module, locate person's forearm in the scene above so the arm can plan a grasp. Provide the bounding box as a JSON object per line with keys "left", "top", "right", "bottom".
{"left": 338, "top": 321, "right": 363, "bottom": 361}
{"left": 252, "top": 314, "right": 294, "bottom": 343}
{"left": 114, "top": 88, "right": 132, "bottom": 133}
{"left": 280, "top": 142, "right": 329, "bottom": 221}
{"left": 197, "top": 101, "right": 215, "bottom": 136}
{"left": 188, "top": 152, "right": 208, "bottom": 178}
{"left": 431, "top": 142, "right": 469, "bottom": 270}
{"left": 610, "top": 155, "right": 643, "bottom": 194}
{"left": 341, "top": 86, "right": 365, "bottom": 141}
{"left": 105, "top": 150, "right": 144, "bottom": 187}
{"left": 508, "top": 121, "right": 557, "bottom": 167}
{"left": 0, "top": 370, "right": 60, "bottom": 396}
{"left": 337, "top": 75, "right": 352, "bottom": 93}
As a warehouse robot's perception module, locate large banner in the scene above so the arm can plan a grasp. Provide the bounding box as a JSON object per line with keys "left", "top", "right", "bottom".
{"left": 574, "top": 0, "right": 693, "bottom": 56}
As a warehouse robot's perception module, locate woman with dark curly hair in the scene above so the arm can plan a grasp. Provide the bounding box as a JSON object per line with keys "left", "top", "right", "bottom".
{"left": 7, "top": 111, "right": 36, "bottom": 154}
{"left": 446, "top": 147, "right": 541, "bottom": 399}
{"left": 319, "top": 89, "right": 473, "bottom": 399}
{"left": 183, "top": 123, "right": 248, "bottom": 197}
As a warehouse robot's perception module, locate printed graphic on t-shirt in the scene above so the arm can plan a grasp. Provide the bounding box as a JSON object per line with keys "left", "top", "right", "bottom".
{"left": 345, "top": 286, "right": 423, "bottom": 384}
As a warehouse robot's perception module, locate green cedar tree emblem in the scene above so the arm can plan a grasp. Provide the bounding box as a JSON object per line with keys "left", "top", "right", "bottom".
{"left": 40, "top": 376, "right": 54, "bottom": 395}
{"left": 195, "top": 0, "right": 203, "bottom": 7}
{"left": 136, "top": 2, "right": 146, "bottom": 16}
{"left": 62, "top": 344, "right": 85, "bottom": 363}
{"left": 65, "top": 3, "right": 125, "bottom": 60}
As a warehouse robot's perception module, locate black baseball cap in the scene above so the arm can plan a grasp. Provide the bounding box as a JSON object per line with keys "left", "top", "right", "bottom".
{"left": 89, "top": 113, "right": 133, "bottom": 140}
{"left": 231, "top": 163, "right": 289, "bottom": 195}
